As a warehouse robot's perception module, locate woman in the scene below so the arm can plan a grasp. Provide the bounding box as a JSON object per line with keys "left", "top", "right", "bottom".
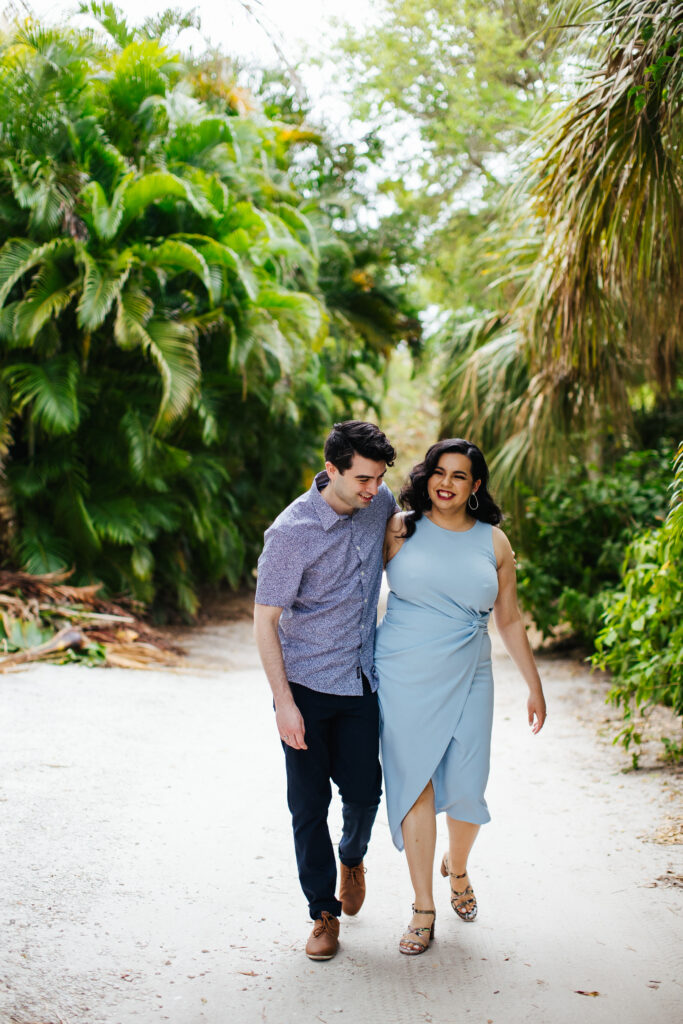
{"left": 375, "top": 438, "right": 546, "bottom": 955}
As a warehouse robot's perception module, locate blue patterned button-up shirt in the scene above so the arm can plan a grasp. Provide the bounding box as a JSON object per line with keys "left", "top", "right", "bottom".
{"left": 255, "top": 471, "right": 398, "bottom": 695}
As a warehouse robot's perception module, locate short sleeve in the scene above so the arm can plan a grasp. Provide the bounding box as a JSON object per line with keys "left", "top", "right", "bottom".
{"left": 383, "top": 482, "right": 400, "bottom": 519}
{"left": 254, "top": 522, "right": 305, "bottom": 609}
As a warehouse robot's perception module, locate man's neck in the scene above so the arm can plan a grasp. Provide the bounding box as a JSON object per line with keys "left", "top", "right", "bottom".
{"left": 320, "top": 482, "right": 354, "bottom": 517}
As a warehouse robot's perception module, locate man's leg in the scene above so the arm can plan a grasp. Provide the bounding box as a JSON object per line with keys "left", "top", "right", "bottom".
{"left": 330, "top": 678, "right": 382, "bottom": 913}
{"left": 283, "top": 683, "right": 342, "bottom": 920}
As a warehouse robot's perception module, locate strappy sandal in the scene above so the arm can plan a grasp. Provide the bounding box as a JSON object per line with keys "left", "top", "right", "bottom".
{"left": 398, "top": 905, "right": 435, "bottom": 955}
{"left": 440, "top": 853, "right": 477, "bottom": 921}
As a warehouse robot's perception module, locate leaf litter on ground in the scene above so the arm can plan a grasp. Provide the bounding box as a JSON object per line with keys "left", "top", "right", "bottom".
{"left": 0, "top": 569, "right": 184, "bottom": 671}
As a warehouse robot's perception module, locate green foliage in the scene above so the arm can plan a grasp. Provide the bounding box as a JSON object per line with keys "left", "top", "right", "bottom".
{"left": 512, "top": 450, "right": 672, "bottom": 644}
{"left": 593, "top": 443, "right": 683, "bottom": 759}
{"left": 334, "top": 0, "right": 571, "bottom": 311}
{"left": 0, "top": 12, "right": 419, "bottom": 614}
{"left": 439, "top": 0, "right": 683, "bottom": 497}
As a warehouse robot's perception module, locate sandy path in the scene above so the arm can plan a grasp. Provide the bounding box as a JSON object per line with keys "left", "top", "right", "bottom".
{"left": 0, "top": 616, "right": 681, "bottom": 1024}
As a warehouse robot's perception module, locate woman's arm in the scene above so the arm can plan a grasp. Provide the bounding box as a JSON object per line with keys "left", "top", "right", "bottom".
{"left": 383, "top": 511, "right": 407, "bottom": 566}
{"left": 492, "top": 527, "right": 547, "bottom": 734}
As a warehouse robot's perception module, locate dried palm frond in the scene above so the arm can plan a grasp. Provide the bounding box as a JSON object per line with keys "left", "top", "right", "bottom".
{"left": 0, "top": 568, "right": 184, "bottom": 669}
{"left": 522, "top": 0, "right": 683, "bottom": 377}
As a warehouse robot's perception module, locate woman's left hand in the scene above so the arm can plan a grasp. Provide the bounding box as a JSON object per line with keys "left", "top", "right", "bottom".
{"left": 528, "top": 691, "right": 547, "bottom": 734}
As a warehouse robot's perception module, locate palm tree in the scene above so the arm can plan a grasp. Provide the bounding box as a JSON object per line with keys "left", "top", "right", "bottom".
{"left": 0, "top": 13, "right": 418, "bottom": 612}
{"left": 440, "top": 0, "right": 682, "bottom": 491}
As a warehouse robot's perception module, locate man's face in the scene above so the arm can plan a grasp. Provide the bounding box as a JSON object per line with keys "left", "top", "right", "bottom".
{"left": 324, "top": 454, "right": 387, "bottom": 514}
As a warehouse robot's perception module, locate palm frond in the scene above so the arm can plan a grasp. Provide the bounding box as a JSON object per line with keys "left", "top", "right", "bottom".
{"left": 0, "top": 237, "right": 75, "bottom": 308}
{"left": 520, "top": 0, "right": 683, "bottom": 374}
{"left": 76, "top": 249, "right": 133, "bottom": 330}
{"left": 13, "top": 263, "right": 79, "bottom": 342}
{"left": 136, "top": 239, "right": 216, "bottom": 305}
{"left": 120, "top": 170, "right": 213, "bottom": 228}
{"left": 79, "top": 174, "right": 133, "bottom": 242}
{"left": 3, "top": 356, "right": 80, "bottom": 435}
{"left": 171, "top": 233, "right": 257, "bottom": 299}
{"left": 16, "top": 520, "right": 72, "bottom": 575}
{"left": 113, "top": 288, "right": 199, "bottom": 426}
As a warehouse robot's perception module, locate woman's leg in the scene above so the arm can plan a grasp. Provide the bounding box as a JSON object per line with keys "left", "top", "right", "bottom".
{"left": 445, "top": 816, "right": 479, "bottom": 918}
{"left": 446, "top": 817, "right": 479, "bottom": 874}
{"left": 402, "top": 781, "right": 437, "bottom": 922}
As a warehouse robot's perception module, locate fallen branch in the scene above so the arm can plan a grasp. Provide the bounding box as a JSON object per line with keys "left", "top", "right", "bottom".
{"left": 0, "top": 626, "right": 86, "bottom": 671}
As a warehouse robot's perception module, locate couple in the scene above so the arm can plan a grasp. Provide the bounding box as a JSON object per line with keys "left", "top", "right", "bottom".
{"left": 254, "top": 421, "right": 546, "bottom": 960}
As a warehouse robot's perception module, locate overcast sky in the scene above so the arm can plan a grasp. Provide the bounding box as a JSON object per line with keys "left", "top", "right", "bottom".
{"left": 20, "top": 0, "right": 370, "bottom": 66}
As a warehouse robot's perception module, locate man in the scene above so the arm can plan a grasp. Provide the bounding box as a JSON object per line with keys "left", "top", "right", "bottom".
{"left": 253, "top": 421, "right": 398, "bottom": 960}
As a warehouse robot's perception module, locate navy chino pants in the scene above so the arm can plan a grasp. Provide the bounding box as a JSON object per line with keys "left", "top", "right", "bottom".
{"left": 282, "top": 679, "right": 382, "bottom": 919}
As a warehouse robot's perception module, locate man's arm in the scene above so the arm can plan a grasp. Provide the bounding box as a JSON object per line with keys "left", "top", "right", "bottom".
{"left": 253, "top": 603, "right": 307, "bottom": 750}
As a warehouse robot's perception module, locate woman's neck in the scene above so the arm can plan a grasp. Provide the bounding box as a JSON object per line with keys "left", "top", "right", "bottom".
{"left": 426, "top": 507, "right": 477, "bottom": 532}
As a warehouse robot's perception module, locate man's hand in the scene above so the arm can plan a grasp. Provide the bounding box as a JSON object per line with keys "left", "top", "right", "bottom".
{"left": 254, "top": 602, "right": 308, "bottom": 749}
{"left": 276, "top": 701, "right": 307, "bottom": 750}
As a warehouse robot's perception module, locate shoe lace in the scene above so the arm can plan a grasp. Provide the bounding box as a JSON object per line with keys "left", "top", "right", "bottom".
{"left": 345, "top": 865, "right": 366, "bottom": 886}
{"left": 313, "top": 912, "right": 338, "bottom": 937}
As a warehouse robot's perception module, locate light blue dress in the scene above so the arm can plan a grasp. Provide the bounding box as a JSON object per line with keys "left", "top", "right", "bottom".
{"left": 375, "top": 516, "right": 498, "bottom": 850}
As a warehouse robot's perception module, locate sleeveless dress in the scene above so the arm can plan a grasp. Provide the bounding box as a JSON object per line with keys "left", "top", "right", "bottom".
{"left": 375, "top": 516, "right": 499, "bottom": 851}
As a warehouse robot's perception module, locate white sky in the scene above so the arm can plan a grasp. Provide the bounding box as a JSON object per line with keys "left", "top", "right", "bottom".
{"left": 19, "top": 0, "right": 371, "bottom": 67}
{"left": 16, "top": 0, "right": 408, "bottom": 214}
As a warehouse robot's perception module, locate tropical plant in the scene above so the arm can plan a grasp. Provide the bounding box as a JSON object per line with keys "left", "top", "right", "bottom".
{"left": 593, "top": 442, "right": 683, "bottom": 763}
{"left": 0, "top": 9, "right": 419, "bottom": 614}
{"left": 510, "top": 449, "right": 672, "bottom": 644}
{"left": 334, "top": 0, "right": 574, "bottom": 311}
{"left": 440, "top": 0, "right": 683, "bottom": 493}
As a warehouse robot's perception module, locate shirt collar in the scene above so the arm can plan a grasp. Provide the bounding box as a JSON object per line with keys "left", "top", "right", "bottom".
{"left": 311, "top": 470, "right": 350, "bottom": 531}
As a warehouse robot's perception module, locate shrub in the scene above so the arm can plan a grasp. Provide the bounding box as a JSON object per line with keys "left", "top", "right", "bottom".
{"left": 511, "top": 450, "right": 671, "bottom": 644}
{"left": 0, "top": 15, "right": 419, "bottom": 614}
{"left": 593, "top": 443, "right": 683, "bottom": 763}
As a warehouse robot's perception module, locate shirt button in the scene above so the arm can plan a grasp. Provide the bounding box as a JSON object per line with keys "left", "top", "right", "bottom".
{"left": 364, "top": 599, "right": 367, "bottom": 604}
{"left": 360, "top": 571, "right": 364, "bottom": 577}
{"left": 356, "top": 545, "right": 361, "bottom": 551}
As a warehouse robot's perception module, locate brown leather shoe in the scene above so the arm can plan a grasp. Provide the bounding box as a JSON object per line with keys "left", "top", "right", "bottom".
{"left": 339, "top": 860, "right": 366, "bottom": 916}
{"left": 305, "top": 912, "right": 340, "bottom": 960}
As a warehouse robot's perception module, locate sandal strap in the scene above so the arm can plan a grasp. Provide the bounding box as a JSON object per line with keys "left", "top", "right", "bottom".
{"left": 412, "top": 907, "right": 435, "bottom": 917}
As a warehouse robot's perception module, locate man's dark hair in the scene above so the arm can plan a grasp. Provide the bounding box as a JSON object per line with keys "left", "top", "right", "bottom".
{"left": 324, "top": 421, "right": 396, "bottom": 472}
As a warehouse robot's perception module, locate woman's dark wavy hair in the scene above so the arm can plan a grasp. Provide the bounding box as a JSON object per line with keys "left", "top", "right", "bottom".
{"left": 400, "top": 438, "right": 503, "bottom": 539}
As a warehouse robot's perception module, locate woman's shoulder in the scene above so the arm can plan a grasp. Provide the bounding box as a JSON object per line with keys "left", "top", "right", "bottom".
{"left": 491, "top": 524, "right": 513, "bottom": 563}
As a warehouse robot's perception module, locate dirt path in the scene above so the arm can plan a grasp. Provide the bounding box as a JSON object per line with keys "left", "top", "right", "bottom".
{"left": 0, "top": 613, "right": 681, "bottom": 1024}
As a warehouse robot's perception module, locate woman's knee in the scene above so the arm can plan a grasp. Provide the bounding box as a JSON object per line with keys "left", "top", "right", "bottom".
{"left": 411, "top": 780, "right": 435, "bottom": 812}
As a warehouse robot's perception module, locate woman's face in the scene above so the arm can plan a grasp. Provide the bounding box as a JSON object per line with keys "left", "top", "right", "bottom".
{"left": 427, "top": 452, "right": 480, "bottom": 512}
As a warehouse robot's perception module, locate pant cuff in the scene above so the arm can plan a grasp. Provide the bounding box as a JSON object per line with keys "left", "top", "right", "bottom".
{"left": 338, "top": 855, "right": 363, "bottom": 868}
{"left": 309, "top": 899, "right": 342, "bottom": 920}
